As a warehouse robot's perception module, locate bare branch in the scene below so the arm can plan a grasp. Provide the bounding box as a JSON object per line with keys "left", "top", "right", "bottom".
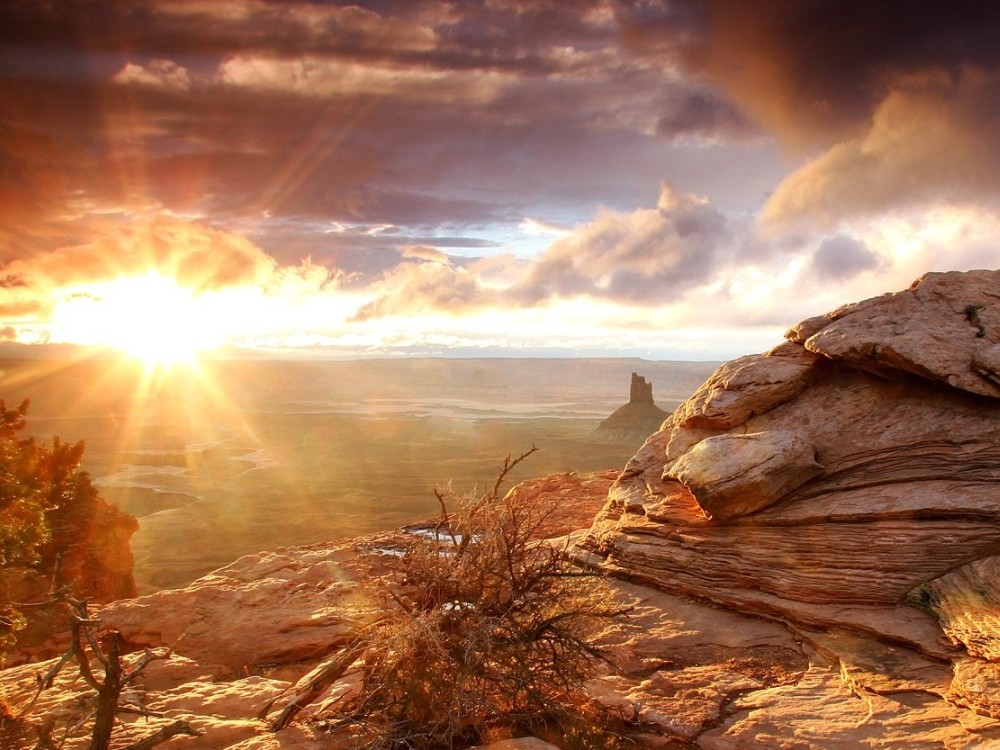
{"left": 72, "top": 620, "right": 103, "bottom": 693}
{"left": 268, "top": 638, "right": 368, "bottom": 731}
{"left": 122, "top": 647, "right": 173, "bottom": 686}
{"left": 432, "top": 488, "right": 459, "bottom": 549}
{"left": 118, "top": 721, "right": 202, "bottom": 750}
{"left": 487, "top": 446, "right": 538, "bottom": 506}
{"left": 89, "top": 632, "right": 123, "bottom": 750}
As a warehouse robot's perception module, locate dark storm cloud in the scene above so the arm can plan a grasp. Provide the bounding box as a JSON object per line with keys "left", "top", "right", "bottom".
{"left": 619, "top": 0, "right": 1000, "bottom": 221}
{"left": 763, "top": 69, "right": 1000, "bottom": 223}
{"left": 655, "top": 88, "right": 755, "bottom": 141}
{"left": 625, "top": 0, "right": 1000, "bottom": 145}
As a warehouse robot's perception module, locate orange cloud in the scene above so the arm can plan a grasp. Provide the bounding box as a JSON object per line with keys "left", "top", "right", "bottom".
{"left": 0, "top": 124, "right": 77, "bottom": 259}
{"left": 0, "top": 217, "right": 282, "bottom": 323}
{"left": 4, "top": 217, "right": 275, "bottom": 290}
{"left": 401, "top": 245, "right": 451, "bottom": 264}
{"left": 112, "top": 59, "right": 193, "bottom": 91}
{"left": 764, "top": 69, "right": 1000, "bottom": 225}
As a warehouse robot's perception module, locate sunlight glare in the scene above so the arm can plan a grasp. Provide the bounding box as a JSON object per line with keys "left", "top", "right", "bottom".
{"left": 50, "top": 272, "right": 227, "bottom": 365}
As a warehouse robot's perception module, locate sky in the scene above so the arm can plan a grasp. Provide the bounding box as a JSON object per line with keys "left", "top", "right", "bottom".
{"left": 1, "top": 0, "right": 999, "bottom": 362}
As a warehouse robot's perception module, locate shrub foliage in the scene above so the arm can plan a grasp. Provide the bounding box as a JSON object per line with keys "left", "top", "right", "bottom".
{"left": 271, "top": 448, "right": 629, "bottom": 748}
{"left": 0, "top": 400, "right": 92, "bottom": 651}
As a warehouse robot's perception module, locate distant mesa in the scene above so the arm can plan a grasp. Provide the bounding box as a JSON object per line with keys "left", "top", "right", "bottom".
{"left": 598, "top": 372, "right": 669, "bottom": 436}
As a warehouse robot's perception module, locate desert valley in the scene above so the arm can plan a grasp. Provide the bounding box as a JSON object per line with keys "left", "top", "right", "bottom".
{"left": 3, "top": 356, "right": 714, "bottom": 590}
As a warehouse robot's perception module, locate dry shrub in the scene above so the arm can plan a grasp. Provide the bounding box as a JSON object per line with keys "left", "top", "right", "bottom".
{"left": 274, "top": 448, "right": 630, "bottom": 749}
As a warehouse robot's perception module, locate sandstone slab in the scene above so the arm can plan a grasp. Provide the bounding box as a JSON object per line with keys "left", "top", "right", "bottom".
{"left": 698, "top": 665, "right": 1000, "bottom": 749}
{"left": 665, "top": 430, "right": 823, "bottom": 519}
{"left": 99, "top": 544, "right": 377, "bottom": 673}
{"left": 787, "top": 269, "right": 1000, "bottom": 398}
{"left": 674, "top": 342, "right": 820, "bottom": 431}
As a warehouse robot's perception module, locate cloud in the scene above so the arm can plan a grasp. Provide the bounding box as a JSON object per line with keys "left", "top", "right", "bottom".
{"left": 624, "top": 1, "right": 1000, "bottom": 219}
{"left": 0, "top": 0, "right": 773, "bottom": 263}
{"left": 654, "top": 88, "right": 757, "bottom": 142}
{"left": 218, "top": 55, "right": 511, "bottom": 105}
{"left": 347, "top": 183, "right": 1000, "bottom": 341}
{"left": 0, "top": 217, "right": 282, "bottom": 318}
{"left": 4, "top": 0, "right": 997, "bottom": 361}
{"left": 639, "top": 0, "right": 1000, "bottom": 146}
{"left": 515, "top": 182, "right": 734, "bottom": 304}
{"left": 0, "top": 124, "right": 78, "bottom": 259}
{"left": 764, "top": 69, "right": 1000, "bottom": 224}
{"left": 401, "top": 245, "right": 450, "bottom": 264}
{"left": 350, "top": 183, "right": 761, "bottom": 321}
{"left": 351, "top": 262, "right": 499, "bottom": 321}
{"left": 113, "top": 59, "right": 192, "bottom": 91}
{"left": 810, "top": 234, "right": 882, "bottom": 281}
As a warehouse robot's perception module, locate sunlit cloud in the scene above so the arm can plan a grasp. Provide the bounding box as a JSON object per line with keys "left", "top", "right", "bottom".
{"left": 217, "top": 55, "right": 511, "bottom": 105}
{"left": 764, "top": 69, "right": 1000, "bottom": 226}
{"left": 518, "top": 218, "right": 571, "bottom": 238}
{"left": 514, "top": 183, "right": 737, "bottom": 305}
{"left": 113, "top": 59, "right": 193, "bottom": 91}
{"left": 0, "top": 217, "right": 276, "bottom": 301}
{"left": 400, "top": 245, "right": 451, "bottom": 264}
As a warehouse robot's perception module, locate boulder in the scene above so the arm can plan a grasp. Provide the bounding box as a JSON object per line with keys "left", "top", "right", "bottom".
{"left": 665, "top": 430, "right": 823, "bottom": 519}
{"left": 786, "top": 268, "right": 1000, "bottom": 397}
{"left": 581, "top": 269, "right": 1000, "bottom": 657}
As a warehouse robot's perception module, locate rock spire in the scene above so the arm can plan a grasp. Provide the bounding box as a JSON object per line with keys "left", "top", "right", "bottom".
{"left": 598, "top": 372, "right": 668, "bottom": 436}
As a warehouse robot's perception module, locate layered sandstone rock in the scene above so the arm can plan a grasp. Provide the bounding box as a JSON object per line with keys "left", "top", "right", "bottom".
{"left": 6, "top": 461, "right": 1000, "bottom": 748}
{"left": 579, "top": 269, "right": 1000, "bottom": 738}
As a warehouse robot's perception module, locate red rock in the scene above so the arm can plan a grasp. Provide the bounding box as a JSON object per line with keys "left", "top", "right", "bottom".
{"left": 787, "top": 269, "right": 1000, "bottom": 397}
{"left": 664, "top": 430, "right": 823, "bottom": 519}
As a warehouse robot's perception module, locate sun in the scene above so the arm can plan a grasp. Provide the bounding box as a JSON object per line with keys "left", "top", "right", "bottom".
{"left": 50, "top": 272, "right": 226, "bottom": 366}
